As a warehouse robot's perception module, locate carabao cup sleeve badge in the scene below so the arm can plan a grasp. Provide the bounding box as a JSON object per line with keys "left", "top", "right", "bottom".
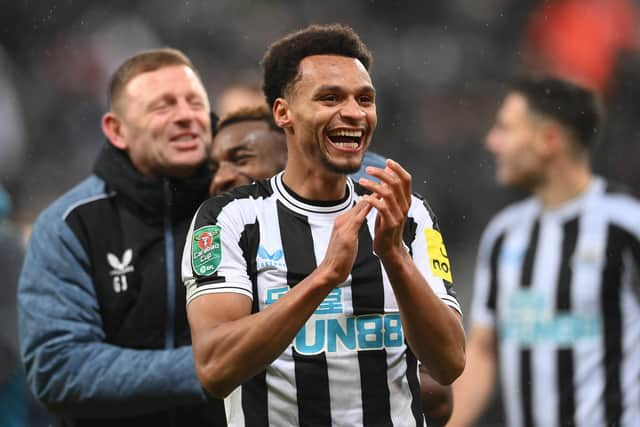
{"left": 192, "top": 225, "right": 222, "bottom": 276}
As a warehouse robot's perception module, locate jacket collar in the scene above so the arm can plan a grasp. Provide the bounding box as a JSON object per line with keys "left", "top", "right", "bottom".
{"left": 93, "top": 144, "right": 211, "bottom": 224}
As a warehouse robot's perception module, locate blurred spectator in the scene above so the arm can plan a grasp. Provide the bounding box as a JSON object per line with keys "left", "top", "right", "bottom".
{"left": 523, "top": 0, "right": 640, "bottom": 94}
{"left": 0, "top": 46, "right": 26, "bottom": 187}
{"left": 214, "top": 76, "right": 268, "bottom": 118}
{"left": 0, "top": 185, "right": 25, "bottom": 426}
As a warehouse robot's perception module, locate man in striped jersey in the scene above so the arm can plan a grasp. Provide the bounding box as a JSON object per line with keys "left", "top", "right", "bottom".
{"left": 183, "top": 23, "right": 466, "bottom": 426}
{"left": 449, "top": 77, "right": 640, "bottom": 426}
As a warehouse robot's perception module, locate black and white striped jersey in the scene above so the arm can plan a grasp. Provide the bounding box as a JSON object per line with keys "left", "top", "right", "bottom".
{"left": 471, "top": 177, "right": 640, "bottom": 427}
{"left": 182, "top": 171, "right": 461, "bottom": 427}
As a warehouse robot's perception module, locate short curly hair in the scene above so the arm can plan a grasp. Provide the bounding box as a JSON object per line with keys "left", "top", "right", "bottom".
{"left": 261, "top": 23, "right": 372, "bottom": 108}
{"left": 217, "top": 105, "right": 282, "bottom": 134}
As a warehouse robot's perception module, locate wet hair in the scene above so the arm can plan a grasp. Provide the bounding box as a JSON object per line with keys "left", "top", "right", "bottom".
{"left": 511, "top": 76, "right": 604, "bottom": 149}
{"left": 107, "top": 48, "right": 199, "bottom": 111}
{"left": 217, "top": 105, "right": 283, "bottom": 134}
{"left": 261, "top": 23, "right": 373, "bottom": 108}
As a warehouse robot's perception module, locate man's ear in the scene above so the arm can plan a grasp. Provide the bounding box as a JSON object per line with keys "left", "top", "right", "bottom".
{"left": 539, "top": 121, "right": 563, "bottom": 159}
{"left": 273, "top": 98, "right": 291, "bottom": 129}
{"left": 101, "top": 112, "right": 127, "bottom": 150}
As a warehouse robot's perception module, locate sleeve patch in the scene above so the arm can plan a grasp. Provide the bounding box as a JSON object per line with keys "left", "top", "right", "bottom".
{"left": 192, "top": 225, "right": 222, "bottom": 276}
{"left": 424, "top": 228, "right": 453, "bottom": 283}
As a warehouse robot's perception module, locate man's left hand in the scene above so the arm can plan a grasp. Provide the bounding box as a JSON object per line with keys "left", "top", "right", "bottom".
{"left": 358, "top": 158, "right": 412, "bottom": 259}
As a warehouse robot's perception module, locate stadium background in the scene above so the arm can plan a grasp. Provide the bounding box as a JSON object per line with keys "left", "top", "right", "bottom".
{"left": 2, "top": 1, "right": 640, "bottom": 425}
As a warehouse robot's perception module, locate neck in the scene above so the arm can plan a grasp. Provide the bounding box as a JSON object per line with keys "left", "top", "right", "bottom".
{"left": 281, "top": 164, "right": 348, "bottom": 201}
{"left": 534, "top": 160, "right": 592, "bottom": 208}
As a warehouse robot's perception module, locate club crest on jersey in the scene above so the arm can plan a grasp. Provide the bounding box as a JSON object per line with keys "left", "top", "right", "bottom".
{"left": 424, "top": 228, "right": 453, "bottom": 283}
{"left": 107, "top": 249, "right": 134, "bottom": 293}
{"left": 192, "top": 225, "right": 222, "bottom": 276}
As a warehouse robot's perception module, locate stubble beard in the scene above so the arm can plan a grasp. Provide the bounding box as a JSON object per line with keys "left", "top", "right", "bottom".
{"left": 320, "top": 151, "right": 362, "bottom": 175}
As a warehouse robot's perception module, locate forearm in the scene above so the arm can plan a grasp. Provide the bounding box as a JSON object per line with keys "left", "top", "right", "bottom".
{"left": 25, "top": 343, "right": 203, "bottom": 417}
{"left": 381, "top": 249, "right": 465, "bottom": 384}
{"left": 190, "top": 268, "right": 335, "bottom": 398}
{"left": 447, "top": 328, "right": 497, "bottom": 427}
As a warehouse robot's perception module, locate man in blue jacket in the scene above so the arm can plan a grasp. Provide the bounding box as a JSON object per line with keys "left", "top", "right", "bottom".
{"left": 18, "top": 48, "right": 225, "bottom": 426}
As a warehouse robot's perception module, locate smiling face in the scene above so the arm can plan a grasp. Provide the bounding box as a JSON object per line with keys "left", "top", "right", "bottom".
{"left": 209, "top": 120, "right": 286, "bottom": 195}
{"left": 106, "top": 64, "right": 211, "bottom": 177}
{"left": 277, "top": 54, "right": 377, "bottom": 175}
{"left": 485, "top": 92, "right": 547, "bottom": 189}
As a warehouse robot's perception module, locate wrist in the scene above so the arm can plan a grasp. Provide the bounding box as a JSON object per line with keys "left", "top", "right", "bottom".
{"left": 379, "top": 244, "right": 411, "bottom": 269}
{"left": 311, "top": 264, "right": 343, "bottom": 290}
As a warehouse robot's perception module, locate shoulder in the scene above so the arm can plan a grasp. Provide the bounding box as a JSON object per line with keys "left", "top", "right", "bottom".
{"left": 195, "top": 179, "right": 274, "bottom": 226}
{"left": 597, "top": 178, "right": 640, "bottom": 212}
{"left": 481, "top": 197, "right": 537, "bottom": 245}
{"left": 33, "top": 175, "right": 109, "bottom": 237}
{"left": 592, "top": 177, "right": 640, "bottom": 233}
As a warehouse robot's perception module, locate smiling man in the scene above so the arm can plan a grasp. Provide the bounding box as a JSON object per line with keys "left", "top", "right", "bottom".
{"left": 18, "top": 49, "right": 224, "bottom": 426}
{"left": 183, "top": 24, "right": 465, "bottom": 426}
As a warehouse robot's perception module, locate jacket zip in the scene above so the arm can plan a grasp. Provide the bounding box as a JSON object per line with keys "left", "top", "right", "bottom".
{"left": 163, "top": 180, "right": 176, "bottom": 350}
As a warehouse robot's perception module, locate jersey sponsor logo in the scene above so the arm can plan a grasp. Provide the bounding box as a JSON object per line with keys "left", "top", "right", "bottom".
{"left": 500, "top": 289, "right": 602, "bottom": 345}
{"left": 265, "top": 286, "right": 403, "bottom": 354}
{"left": 424, "top": 228, "right": 453, "bottom": 282}
{"left": 294, "top": 313, "right": 404, "bottom": 355}
{"left": 192, "top": 225, "right": 222, "bottom": 276}
{"left": 257, "top": 245, "right": 286, "bottom": 270}
{"left": 107, "top": 249, "right": 134, "bottom": 293}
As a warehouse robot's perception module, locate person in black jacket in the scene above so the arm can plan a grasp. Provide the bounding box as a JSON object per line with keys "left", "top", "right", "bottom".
{"left": 18, "top": 48, "right": 225, "bottom": 426}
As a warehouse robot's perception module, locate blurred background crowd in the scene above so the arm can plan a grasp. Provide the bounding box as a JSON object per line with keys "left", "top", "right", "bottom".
{"left": 2, "top": 0, "right": 640, "bottom": 425}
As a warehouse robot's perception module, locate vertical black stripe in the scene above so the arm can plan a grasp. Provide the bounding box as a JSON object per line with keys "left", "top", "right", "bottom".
{"left": 239, "top": 221, "right": 268, "bottom": 427}
{"left": 277, "top": 202, "right": 331, "bottom": 426}
{"left": 402, "top": 216, "right": 417, "bottom": 257}
{"left": 352, "top": 219, "right": 393, "bottom": 427}
{"left": 405, "top": 349, "right": 424, "bottom": 427}
{"left": 243, "top": 371, "right": 268, "bottom": 427}
{"left": 601, "top": 225, "right": 626, "bottom": 426}
{"left": 240, "top": 222, "right": 260, "bottom": 314}
{"left": 520, "top": 218, "right": 540, "bottom": 427}
{"left": 556, "top": 218, "right": 579, "bottom": 426}
{"left": 487, "top": 233, "right": 506, "bottom": 312}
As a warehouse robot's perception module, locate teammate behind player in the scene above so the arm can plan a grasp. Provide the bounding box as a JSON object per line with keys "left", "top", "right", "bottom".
{"left": 209, "top": 106, "right": 286, "bottom": 196}
{"left": 448, "top": 77, "right": 640, "bottom": 426}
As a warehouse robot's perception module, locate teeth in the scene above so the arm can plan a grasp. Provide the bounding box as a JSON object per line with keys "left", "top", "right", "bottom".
{"left": 335, "top": 142, "right": 359, "bottom": 149}
{"left": 330, "top": 129, "right": 363, "bottom": 137}
{"left": 175, "top": 134, "right": 195, "bottom": 141}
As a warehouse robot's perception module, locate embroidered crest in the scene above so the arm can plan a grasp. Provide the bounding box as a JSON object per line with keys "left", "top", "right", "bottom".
{"left": 192, "top": 225, "right": 222, "bottom": 276}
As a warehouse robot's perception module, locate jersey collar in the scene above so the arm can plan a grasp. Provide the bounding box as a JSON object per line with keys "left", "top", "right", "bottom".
{"left": 271, "top": 171, "right": 355, "bottom": 217}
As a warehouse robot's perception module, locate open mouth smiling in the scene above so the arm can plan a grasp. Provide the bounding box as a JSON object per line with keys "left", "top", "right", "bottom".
{"left": 326, "top": 128, "right": 364, "bottom": 151}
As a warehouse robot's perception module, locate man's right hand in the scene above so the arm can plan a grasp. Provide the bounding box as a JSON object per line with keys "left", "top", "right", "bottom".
{"left": 317, "top": 198, "right": 372, "bottom": 285}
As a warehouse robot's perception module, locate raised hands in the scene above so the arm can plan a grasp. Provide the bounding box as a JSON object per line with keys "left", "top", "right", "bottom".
{"left": 357, "top": 158, "right": 412, "bottom": 260}
{"left": 317, "top": 198, "right": 373, "bottom": 285}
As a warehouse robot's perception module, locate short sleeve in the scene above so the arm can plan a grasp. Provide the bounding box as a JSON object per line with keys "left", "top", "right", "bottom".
{"left": 469, "top": 223, "right": 504, "bottom": 328}
{"left": 407, "top": 195, "right": 462, "bottom": 315}
{"left": 182, "top": 199, "right": 254, "bottom": 305}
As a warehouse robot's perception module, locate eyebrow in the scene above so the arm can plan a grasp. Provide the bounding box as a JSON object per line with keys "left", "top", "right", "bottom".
{"left": 314, "top": 84, "right": 376, "bottom": 94}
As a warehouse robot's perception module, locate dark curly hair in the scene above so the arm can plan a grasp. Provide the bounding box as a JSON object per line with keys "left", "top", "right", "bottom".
{"left": 261, "top": 23, "right": 373, "bottom": 108}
